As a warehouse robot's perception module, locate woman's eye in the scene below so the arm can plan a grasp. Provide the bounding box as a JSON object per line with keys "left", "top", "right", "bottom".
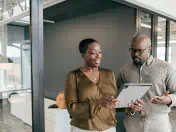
{"left": 90, "top": 52, "right": 96, "bottom": 54}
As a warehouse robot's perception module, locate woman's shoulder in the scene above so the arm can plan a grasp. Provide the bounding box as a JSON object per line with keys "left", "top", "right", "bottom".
{"left": 99, "top": 67, "right": 114, "bottom": 74}
{"left": 67, "top": 68, "right": 81, "bottom": 75}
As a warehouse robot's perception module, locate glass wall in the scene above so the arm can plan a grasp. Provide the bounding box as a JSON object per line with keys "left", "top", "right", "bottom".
{"left": 169, "top": 21, "right": 176, "bottom": 69}
{"left": 157, "top": 17, "right": 166, "bottom": 61}
{"left": 0, "top": 1, "right": 32, "bottom": 132}
{"left": 140, "top": 12, "right": 152, "bottom": 39}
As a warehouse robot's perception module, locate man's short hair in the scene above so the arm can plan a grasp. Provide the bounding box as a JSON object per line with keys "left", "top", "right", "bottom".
{"left": 79, "top": 38, "right": 98, "bottom": 54}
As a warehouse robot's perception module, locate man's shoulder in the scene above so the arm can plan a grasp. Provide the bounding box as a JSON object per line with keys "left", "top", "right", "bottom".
{"left": 120, "top": 64, "right": 133, "bottom": 71}
{"left": 154, "top": 58, "right": 172, "bottom": 68}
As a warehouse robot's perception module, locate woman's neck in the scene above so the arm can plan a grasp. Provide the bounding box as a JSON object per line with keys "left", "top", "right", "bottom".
{"left": 82, "top": 65, "right": 99, "bottom": 72}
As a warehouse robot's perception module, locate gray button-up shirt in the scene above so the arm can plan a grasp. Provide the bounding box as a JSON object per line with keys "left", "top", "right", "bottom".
{"left": 117, "top": 56, "right": 176, "bottom": 117}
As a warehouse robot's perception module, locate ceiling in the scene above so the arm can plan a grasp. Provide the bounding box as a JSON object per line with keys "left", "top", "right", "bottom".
{"left": 43, "top": 0, "right": 118, "bottom": 22}
{"left": 0, "top": 0, "right": 25, "bottom": 11}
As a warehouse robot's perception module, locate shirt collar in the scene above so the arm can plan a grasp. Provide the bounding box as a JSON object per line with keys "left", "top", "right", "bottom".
{"left": 146, "top": 55, "right": 154, "bottom": 66}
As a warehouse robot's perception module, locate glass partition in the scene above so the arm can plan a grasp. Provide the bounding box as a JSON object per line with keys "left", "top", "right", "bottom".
{"left": 168, "top": 21, "right": 176, "bottom": 69}
{"left": 0, "top": 1, "right": 32, "bottom": 131}
{"left": 157, "top": 17, "right": 166, "bottom": 61}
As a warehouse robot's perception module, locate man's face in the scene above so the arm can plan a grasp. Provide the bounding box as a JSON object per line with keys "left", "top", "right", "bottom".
{"left": 129, "top": 39, "right": 151, "bottom": 66}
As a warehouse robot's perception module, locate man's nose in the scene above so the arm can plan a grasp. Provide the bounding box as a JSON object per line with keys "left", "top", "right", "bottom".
{"left": 134, "top": 51, "right": 140, "bottom": 56}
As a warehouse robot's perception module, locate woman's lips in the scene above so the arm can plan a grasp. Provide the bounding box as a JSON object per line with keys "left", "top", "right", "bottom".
{"left": 94, "top": 60, "right": 101, "bottom": 64}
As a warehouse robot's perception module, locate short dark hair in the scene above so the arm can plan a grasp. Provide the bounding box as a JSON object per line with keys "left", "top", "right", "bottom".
{"left": 79, "top": 38, "right": 98, "bottom": 54}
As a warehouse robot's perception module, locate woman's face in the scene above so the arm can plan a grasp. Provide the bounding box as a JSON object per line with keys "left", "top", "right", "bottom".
{"left": 83, "top": 42, "right": 102, "bottom": 67}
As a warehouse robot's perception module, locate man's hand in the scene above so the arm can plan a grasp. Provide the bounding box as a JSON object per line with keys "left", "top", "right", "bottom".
{"left": 96, "top": 96, "right": 121, "bottom": 108}
{"left": 129, "top": 99, "right": 144, "bottom": 112}
{"left": 150, "top": 91, "right": 172, "bottom": 105}
{"left": 150, "top": 96, "right": 172, "bottom": 105}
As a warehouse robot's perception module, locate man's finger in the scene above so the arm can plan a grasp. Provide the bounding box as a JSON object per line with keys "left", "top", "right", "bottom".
{"left": 151, "top": 98, "right": 162, "bottom": 104}
{"left": 155, "top": 96, "right": 164, "bottom": 101}
{"left": 137, "top": 99, "right": 144, "bottom": 105}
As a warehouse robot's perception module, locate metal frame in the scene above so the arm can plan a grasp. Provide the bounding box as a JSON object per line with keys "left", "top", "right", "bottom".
{"left": 152, "top": 14, "right": 158, "bottom": 58}
{"left": 112, "top": 0, "right": 176, "bottom": 23}
{"left": 136, "top": 9, "right": 141, "bottom": 33}
{"left": 165, "top": 20, "right": 170, "bottom": 62}
{"left": 30, "top": 0, "right": 45, "bottom": 132}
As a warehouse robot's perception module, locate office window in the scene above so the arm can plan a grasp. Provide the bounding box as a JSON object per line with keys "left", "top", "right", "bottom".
{"left": 168, "top": 21, "right": 176, "bottom": 69}
{"left": 140, "top": 12, "right": 152, "bottom": 39}
{"left": 157, "top": 17, "right": 166, "bottom": 61}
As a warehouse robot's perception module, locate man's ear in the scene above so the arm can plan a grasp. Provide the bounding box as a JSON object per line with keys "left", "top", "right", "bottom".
{"left": 148, "top": 46, "right": 152, "bottom": 53}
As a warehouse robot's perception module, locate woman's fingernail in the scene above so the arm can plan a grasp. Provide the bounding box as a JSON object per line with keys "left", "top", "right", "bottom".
{"left": 115, "top": 102, "right": 119, "bottom": 105}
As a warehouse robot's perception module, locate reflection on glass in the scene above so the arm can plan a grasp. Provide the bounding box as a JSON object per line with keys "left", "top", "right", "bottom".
{"left": 168, "top": 21, "right": 176, "bottom": 69}
{"left": 0, "top": 13, "right": 32, "bottom": 132}
{"left": 0, "top": 0, "right": 30, "bottom": 22}
{"left": 157, "top": 17, "right": 166, "bottom": 61}
{"left": 140, "top": 12, "right": 152, "bottom": 39}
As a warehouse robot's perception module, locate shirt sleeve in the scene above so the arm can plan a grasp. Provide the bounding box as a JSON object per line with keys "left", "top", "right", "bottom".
{"left": 166, "top": 66, "right": 176, "bottom": 107}
{"left": 64, "top": 72, "right": 101, "bottom": 119}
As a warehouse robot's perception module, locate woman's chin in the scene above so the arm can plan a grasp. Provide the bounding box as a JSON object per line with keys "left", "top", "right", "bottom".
{"left": 93, "top": 64, "right": 100, "bottom": 67}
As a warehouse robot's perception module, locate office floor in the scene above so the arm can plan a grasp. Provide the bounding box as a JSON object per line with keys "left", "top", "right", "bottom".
{"left": 0, "top": 99, "right": 32, "bottom": 132}
{"left": 169, "top": 108, "right": 176, "bottom": 132}
{"left": 0, "top": 99, "right": 176, "bottom": 132}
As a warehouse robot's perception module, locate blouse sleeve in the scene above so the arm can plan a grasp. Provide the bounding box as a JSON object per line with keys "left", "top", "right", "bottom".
{"left": 64, "top": 72, "right": 101, "bottom": 119}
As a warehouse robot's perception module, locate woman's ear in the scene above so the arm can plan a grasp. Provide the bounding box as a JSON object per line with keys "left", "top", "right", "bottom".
{"left": 81, "top": 53, "right": 85, "bottom": 58}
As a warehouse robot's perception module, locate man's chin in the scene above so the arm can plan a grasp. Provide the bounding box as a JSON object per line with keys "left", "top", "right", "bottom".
{"left": 133, "top": 60, "right": 141, "bottom": 66}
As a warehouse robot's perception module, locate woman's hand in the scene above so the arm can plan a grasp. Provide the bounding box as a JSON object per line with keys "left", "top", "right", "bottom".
{"left": 96, "top": 96, "right": 121, "bottom": 108}
{"left": 129, "top": 99, "right": 144, "bottom": 112}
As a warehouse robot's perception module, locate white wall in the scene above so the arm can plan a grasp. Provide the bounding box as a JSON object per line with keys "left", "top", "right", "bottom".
{"left": 125, "top": 0, "right": 176, "bottom": 19}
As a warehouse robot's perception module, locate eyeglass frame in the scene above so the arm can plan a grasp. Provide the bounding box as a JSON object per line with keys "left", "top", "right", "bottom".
{"left": 129, "top": 47, "right": 151, "bottom": 55}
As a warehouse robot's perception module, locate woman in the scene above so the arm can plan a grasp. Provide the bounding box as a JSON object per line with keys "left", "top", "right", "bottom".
{"left": 64, "top": 38, "right": 142, "bottom": 132}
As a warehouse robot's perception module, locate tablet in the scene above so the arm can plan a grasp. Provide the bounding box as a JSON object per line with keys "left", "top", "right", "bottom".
{"left": 114, "top": 83, "right": 152, "bottom": 108}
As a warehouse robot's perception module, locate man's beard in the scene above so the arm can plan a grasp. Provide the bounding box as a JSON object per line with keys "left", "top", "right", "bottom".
{"left": 132, "top": 57, "right": 142, "bottom": 66}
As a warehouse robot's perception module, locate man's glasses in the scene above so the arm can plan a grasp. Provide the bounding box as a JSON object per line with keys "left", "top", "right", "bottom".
{"left": 129, "top": 47, "right": 150, "bottom": 55}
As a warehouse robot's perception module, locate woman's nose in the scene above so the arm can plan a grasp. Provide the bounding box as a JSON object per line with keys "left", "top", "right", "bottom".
{"left": 96, "top": 53, "right": 101, "bottom": 58}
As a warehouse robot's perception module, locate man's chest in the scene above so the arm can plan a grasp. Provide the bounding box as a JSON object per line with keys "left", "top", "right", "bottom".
{"left": 122, "top": 66, "right": 166, "bottom": 85}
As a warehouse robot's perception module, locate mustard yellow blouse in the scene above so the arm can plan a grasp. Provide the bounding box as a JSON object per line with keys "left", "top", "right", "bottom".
{"left": 64, "top": 68, "right": 117, "bottom": 131}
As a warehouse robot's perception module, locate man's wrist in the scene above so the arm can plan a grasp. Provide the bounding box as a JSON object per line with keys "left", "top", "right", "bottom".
{"left": 130, "top": 108, "right": 135, "bottom": 115}
{"left": 166, "top": 96, "right": 172, "bottom": 106}
{"left": 126, "top": 108, "right": 135, "bottom": 116}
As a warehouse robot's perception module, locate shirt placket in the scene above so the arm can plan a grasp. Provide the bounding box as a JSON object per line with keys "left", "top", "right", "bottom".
{"left": 139, "top": 66, "right": 143, "bottom": 83}
{"left": 138, "top": 65, "right": 149, "bottom": 132}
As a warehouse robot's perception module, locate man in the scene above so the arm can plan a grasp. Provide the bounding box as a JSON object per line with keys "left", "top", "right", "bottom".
{"left": 117, "top": 34, "right": 176, "bottom": 132}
